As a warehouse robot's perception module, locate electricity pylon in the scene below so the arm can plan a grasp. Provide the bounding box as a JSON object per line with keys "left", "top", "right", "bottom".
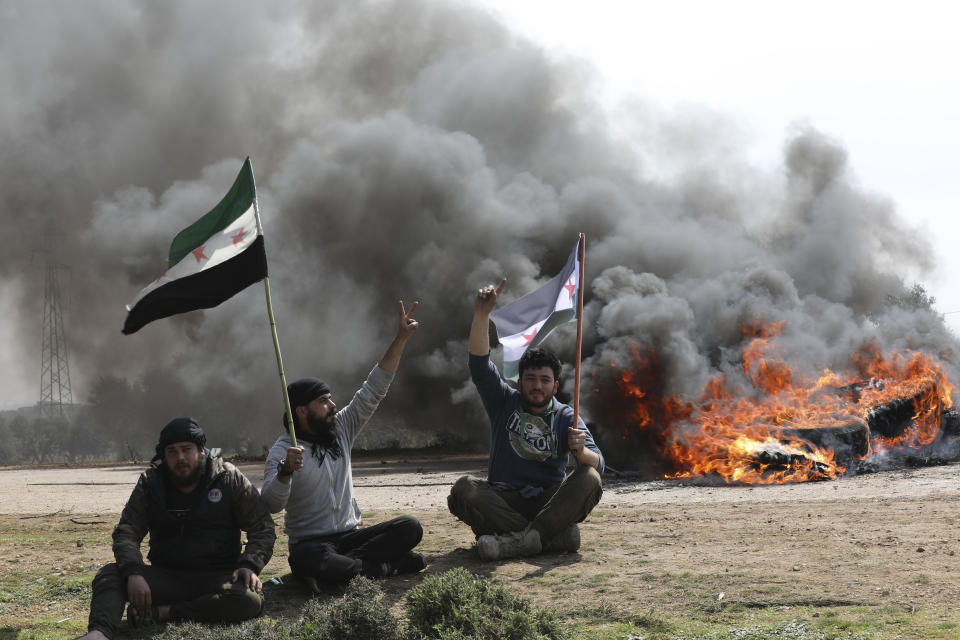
{"left": 38, "top": 254, "right": 72, "bottom": 418}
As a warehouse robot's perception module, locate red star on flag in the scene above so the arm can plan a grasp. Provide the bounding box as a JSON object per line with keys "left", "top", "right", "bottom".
{"left": 564, "top": 278, "right": 576, "bottom": 299}
{"left": 192, "top": 245, "right": 208, "bottom": 262}
{"left": 231, "top": 229, "right": 248, "bottom": 246}
{"left": 522, "top": 327, "right": 538, "bottom": 346}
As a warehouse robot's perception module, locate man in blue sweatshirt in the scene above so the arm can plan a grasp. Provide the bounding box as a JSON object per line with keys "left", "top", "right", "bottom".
{"left": 448, "top": 279, "right": 604, "bottom": 561}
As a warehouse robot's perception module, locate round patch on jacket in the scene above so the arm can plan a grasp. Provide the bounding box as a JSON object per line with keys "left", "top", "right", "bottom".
{"left": 207, "top": 488, "right": 223, "bottom": 503}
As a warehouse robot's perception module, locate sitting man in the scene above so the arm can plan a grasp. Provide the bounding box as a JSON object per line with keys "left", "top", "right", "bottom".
{"left": 261, "top": 300, "right": 425, "bottom": 588}
{"left": 448, "top": 280, "right": 604, "bottom": 561}
{"left": 80, "top": 418, "right": 276, "bottom": 639}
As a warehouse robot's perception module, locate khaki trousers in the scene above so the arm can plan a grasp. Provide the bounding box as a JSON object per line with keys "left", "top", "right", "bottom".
{"left": 447, "top": 464, "right": 602, "bottom": 541}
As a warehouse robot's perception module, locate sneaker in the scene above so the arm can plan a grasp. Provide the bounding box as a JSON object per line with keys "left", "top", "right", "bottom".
{"left": 126, "top": 603, "right": 154, "bottom": 629}
{"left": 477, "top": 528, "right": 542, "bottom": 561}
{"left": 543, "top": 524, "right": 580, "bottom": 553}
{"left": 389, "top": 551, "right": 426, "bottom": 576}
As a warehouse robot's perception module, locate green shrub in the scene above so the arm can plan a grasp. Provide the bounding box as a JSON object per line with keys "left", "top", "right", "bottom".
{"left": 295, "top": 576, "right": 403, "bottom": 640}
{"left": 405, "top": 567, "right": 569, "bottom": 640}
{"left": 153, "top": 617, "right": 292, "bottom": 640}
{"left": 139, "top": 571, "right": 573, "bottom": 640}
{"left": 152, "top": 578, "right": 398, "bottom": 640}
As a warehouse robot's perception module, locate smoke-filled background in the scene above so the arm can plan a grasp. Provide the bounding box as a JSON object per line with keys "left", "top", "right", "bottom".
{"left": 1, "top": 0, "right": 957, "bottom": 463}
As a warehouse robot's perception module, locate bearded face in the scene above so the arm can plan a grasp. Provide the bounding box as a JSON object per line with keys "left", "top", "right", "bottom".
{"left": 300, "top": 393, "right": 339, "bottom": 446}
{"left": 164, "top": 442, "right": 205, "bottom": 488}
{"left": 518, "top": 365, "right": 559, "bottom": 412}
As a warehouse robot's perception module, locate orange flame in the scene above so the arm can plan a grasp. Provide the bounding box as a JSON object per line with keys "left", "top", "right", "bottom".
{"left": 601, "top": 324, "right": 954, "bottom": 485}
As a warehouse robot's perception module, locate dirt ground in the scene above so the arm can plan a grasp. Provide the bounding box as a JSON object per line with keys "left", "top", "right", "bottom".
{"left": 2, "top": 455, "right": 959, "bottom": 636}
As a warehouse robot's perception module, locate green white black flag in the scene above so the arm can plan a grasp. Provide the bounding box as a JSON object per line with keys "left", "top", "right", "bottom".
{"left": 122, "top": 157, "right": 267, "bottom": 335}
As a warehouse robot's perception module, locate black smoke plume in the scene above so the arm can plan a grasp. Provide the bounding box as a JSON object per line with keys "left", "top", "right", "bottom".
{"left": 1, "top": 1, "right": 955, "bottom": 463}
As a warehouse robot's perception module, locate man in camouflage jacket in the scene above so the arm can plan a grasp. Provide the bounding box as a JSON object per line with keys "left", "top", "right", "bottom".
{"left": 79, "top": 418, "right": 276, "bottom": 640}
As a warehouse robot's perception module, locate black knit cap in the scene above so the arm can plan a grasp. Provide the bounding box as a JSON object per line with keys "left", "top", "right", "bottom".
{"left": 154, "top": 417, "right": 206, "bottom": 461}
{"left": 283, "top": 377, "right": 332, "bottom": 429}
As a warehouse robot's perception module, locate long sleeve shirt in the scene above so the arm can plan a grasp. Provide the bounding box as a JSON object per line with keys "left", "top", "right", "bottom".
{"left": 470, "top": 353, "right": 604, "bottom": 492}
{"left": 261, "top": 365, "right": 392, "bottom": 544}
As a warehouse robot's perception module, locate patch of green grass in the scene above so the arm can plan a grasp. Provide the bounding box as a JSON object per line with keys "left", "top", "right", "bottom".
{"left": 750, "top": 584, "right": 784, "bottom": 595}
{"left": 36, "top": 575, "right": 89, "bottom": 601}
{"left": 0, "top": 536, "right": 51, "bottom": 543}
{"left": 659, "top": 571, "right": 725, "bottom": 589}
{"left": 583, "top": 572, "right": 617, "bottom": 587}
{"left": 567, "top": 599, "right": 960, "bottom": 640}
{"left": 575, "top": 621, "right": 654, "bottom": 639}
{"left": 629, "top": 610, "right": 676, "bottom": 633}
{"left": 530, "top": 571, "right": 586, "bottom": 588}
{"left": 0, "top": 572, "right": 89, "bottom": 609}
{"left": 634, "top": 572, "right": 660, "bottom": 582}
{"left": 0, "top": 573, "right": 28, "bottom": 601}
{"left": 557, "top": 572, "right": 583, "bottom": 583}
{"left": 0, "top": 615, "right": 89, "bottom": 640}
{"left": 576, "top": 606, "right": 675, "bottom": 635}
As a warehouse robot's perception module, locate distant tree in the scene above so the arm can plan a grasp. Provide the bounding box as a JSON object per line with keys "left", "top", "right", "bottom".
{"left": 32, "top": 416, "right": 71, "bottom": 463}
{"left": 62, "top": 413, "right": 110, "bottom": 462}
{"left": 6, "top": 415, "right": 31, "bottom": 463}
{"left": 0, "top": 417, "right": 19, "bottom": 464}
{"left": 887, "top": 283, "right": 936, "bottom": 312}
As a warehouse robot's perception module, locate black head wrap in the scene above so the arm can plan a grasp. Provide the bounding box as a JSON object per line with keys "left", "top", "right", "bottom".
{"left": 283, "top": 377, "right": 341, "bottom": 463}
{"left": 153, "top": 417, "right": 206, "bottom": 462}
{"left": 282, "top": 377, "right": 332, "bottom": 430}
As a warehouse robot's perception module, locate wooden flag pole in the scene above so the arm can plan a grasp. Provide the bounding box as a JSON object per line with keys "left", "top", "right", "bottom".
{"left": 573, "top": 232, "right": 585, "bottom": 429}
{"left": 262, "top": 275, "right": 297, "bottom": 448}
{"left": 249, "top": 167, "right": 298, "bottom": 448}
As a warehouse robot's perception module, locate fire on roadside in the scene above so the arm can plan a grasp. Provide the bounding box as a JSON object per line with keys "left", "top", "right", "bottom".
{"left": 596, "top": 321, "right": 954, "bottom": 484}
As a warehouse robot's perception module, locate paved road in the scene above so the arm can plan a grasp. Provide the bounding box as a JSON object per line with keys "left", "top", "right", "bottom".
{"left": 2, "top": 456, "right": 958, "bottom": 515}
{"left": 0, "top": 455, "right": 487, "bottom": 515}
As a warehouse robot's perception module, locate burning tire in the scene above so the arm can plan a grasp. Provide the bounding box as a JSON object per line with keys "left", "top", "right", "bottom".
{"left": 863, "top": 381, "right": 944, "bottom": 453}
{"left": 864, "top": 382, "right": 936, "bottom": 439}
{"left": 781, "top": 418, "right": 869, "bottom": 469}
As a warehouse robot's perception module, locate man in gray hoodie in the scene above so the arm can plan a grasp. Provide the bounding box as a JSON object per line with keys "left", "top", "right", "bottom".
{"left": 261, "top": 300, "right": 425, "bottom": 587}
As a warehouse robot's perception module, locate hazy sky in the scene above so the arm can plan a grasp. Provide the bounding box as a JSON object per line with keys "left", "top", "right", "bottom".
{"left": 476, "top": 0, "right": 960, "bottom": 323}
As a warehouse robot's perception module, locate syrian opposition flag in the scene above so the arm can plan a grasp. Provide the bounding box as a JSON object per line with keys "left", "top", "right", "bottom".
{"left": 122, "top": 157, "right": 268, "bottom": 335}
{"left": 490, "top": 237, "right": 582, "bottom": 380}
